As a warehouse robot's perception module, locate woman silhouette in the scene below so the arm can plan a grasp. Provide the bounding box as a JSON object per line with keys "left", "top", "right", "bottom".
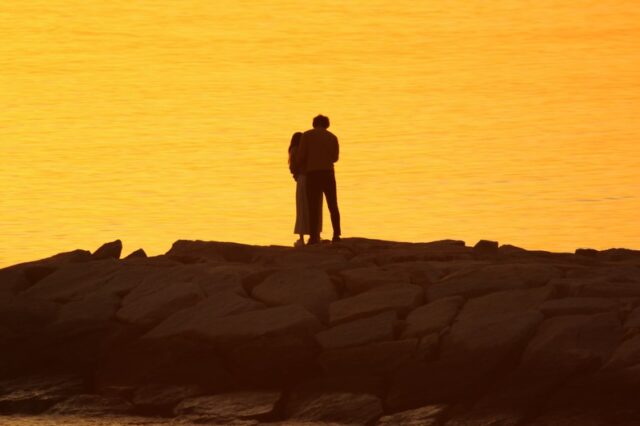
{"left": 289, "top": 132, "right": 322, "bottom": 246}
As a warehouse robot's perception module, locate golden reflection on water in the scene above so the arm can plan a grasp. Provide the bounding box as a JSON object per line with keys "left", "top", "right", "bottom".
{"left": 1, "top": 1, "right": 640, "bottom": 265}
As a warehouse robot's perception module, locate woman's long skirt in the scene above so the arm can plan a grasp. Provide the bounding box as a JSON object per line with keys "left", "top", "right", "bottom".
{"left": 294, "top": 174, "right": 323, "bottom": 235}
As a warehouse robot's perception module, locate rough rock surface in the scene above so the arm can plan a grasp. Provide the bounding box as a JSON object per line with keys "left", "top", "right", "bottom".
{"left": 1, "top": 237, "right": 639, "bottom": 423}
{"left": 174, "top": 391, "right": 281, "bottom": 422}
{"left": 251, "top": 268, "right": 337, "bottom": 319}
{"left": 47, "top": 394, "right": 133, "bottom": 415}
{"left": 329, "top": 284, "right": 424, "bottom": 324}
{"left": 315, "top": 311, "right": 396, "bottom": 350}
{"left": 287, "top": 391, "right": 383, "bottom": 425}
{"left": 377, "top": 404, "right": 447, "bottom": 425}
{"left": 402, "top": 296, "right": 463, "bottom": 338}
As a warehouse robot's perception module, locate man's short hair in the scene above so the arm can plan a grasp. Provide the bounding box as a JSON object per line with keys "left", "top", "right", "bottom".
{"left": 313, "top": 115, "right": 330, "bottom": 129}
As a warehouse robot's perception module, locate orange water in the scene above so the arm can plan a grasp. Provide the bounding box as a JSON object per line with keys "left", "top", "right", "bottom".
{"left": 2, "top": 1, "right": 639, "bottom": 266}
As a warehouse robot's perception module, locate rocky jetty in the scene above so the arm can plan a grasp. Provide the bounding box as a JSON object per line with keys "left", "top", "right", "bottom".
{"left": 1, "top": 238, "right": 640, "bottom": 425}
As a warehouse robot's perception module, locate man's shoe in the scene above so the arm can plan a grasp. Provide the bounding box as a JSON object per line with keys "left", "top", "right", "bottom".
{"left": 332, "top": 235, "right": 342, "bottom": 243}
{"left": 307, "top": 238, "right": 320, "bottom": 245}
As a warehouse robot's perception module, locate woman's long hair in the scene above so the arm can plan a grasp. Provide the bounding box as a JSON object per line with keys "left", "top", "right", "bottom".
{"left": 288, "top": 132, "right": 302, "bottom": 165}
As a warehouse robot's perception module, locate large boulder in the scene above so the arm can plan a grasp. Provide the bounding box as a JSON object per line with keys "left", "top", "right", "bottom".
{"left": 22, "top": 260, "right": 121, "bottom": 302}
{"left": 339, "top": 266, "right": 410, "bottom": 294}
{"left": 384, "top": 261, "right": 446, "bottom": 285}
{"left": 386, "top": 361, "right": 479, "bottom": 411}
{"left": 117, "top": 278, "right": 204, "bottom": 327}
{"left": 441, "top": 310, "right": 544, "bottom": 376}
{"left": 145, "top": 292, "right": 264, "bottom": 340}
{"left": 47, "top": 394, "right": 133, "bottom": 415}
{"left": 539, "top": 297, "right": 618, "bottom": 317}
{"left": 329, "top": 284, "right": 424, "bottom": 325}
{"left": 167, "top": 240, "right": 257, "bottom": 263}
{"left": 286, "top": 391, "right": 383, "bottom": 425}
{"left": 161, "top": 305, "right": 322, "bottom": 348}
{"left": 251, "top": 268, "right": 337, "bottom": 319}
{"left": 174, "top": 391, "right": 282, "bottom": 423}
{"left": 95, "top": 338, "right": 231, "bottom": 389}
{"left": 427, "top": 264, "right": 561, "bottom": 300}
{"left": 579, "top": 279, "right": 640, "bottom": 298}
{"left": 315, "top": 311, "right": 397, "bottom": 350}
{"left": 522, "top": 312, "right": 623, "bottom": 376}
{"left": 0, "top": 295, "right": 59, "bottom": 337}
{"left": 0, "top": 266, "right": 36, "bottom": 295}
{"left": 455, "top": 286, "right": 554, "bottom": 323}
{"left": 318, "top": 338, "right": 418, "bottom": 376}
{"left": 196, "top": 264, "right": 272, "bottom": 296}
{"left": 50, "top": 293, "right": 120, "bottom": 336}
{"left": 604, "top": 334, "right": 640, "bottom": 370}
{"left": 625, "top": 306, "right": 640, "bottom": 329}
{"left": 402, "top": 296, "right": 463, "bottom": 338}
{"left": 226, "top": 335, "right": 319, "bottom": 387}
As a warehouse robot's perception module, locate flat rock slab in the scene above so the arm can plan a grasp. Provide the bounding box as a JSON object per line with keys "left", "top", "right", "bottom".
{"left": 402, "top": 296, "right": 463, "bottom": 338}
{"left": 442, "top": 311, "right": 544, "bottom": 375}
{"left": 339, "top": 266, "right": 410, "bottom": 294}
{"left": 604, "top": 334, "right": 640, "bottom": 370}
{"left": 0, "top": 296, "right": 58, "bottom": 336}
{"left": 163, "top": 305, "right": 322, "bottom": 347}
{"left": 23, "top": 261, "right": 120, "bottom": 302}
{"left": 522, "top": 312, "right": 623, "bottom": 375}
{"left": 318, "top": 338, "right": 418, "bottom": 376}
{"left": 175, "top": 391, "right": 282, "bottom": 422}
{"left": 377, "top": 404, "right": 447, "bottom": 426}
{"left": 251, "top": 268, "right": 337, "bottom": 319}
{"left": 539, "top": 297, "right": 618, "bottom": 317}
{"left": 428, "top": 264, "right": 561, "bottom": 300}
{"left": 456, "top": 287, "right": 554, "bottom": 323}
{"left": 286, "top": 392, "right": 383, "bottom": 425}
{"left": 625, "top": 306, "right": 640, "bottom": 328}
{"left": 117, "top": 279, "right": 204, "bottom": 327}
{"left": 0, "top": 375, "right": 84, "bottom": 414}
{"left": 579, "top": 279, "right": 640, "bottom": 298}
{"left": 329, "top": 284, "right": 424, "bottom": 325}
{"left": 47, "top": 394, "right": 133, "bottom": 416}
{"left": 316, "top": 311, "right": 396, "bottom": 350}
{"left": 145, "top": 292, "right": 264, "bottom": 339}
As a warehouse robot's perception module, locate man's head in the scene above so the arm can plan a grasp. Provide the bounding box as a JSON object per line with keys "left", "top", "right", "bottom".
{"left": 312, "top": 115, "right": 330, "bottom": 129}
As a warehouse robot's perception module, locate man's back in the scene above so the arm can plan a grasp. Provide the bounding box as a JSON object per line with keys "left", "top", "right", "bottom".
{"left": 298, "top": 128, "right": 339, "bottom": 173}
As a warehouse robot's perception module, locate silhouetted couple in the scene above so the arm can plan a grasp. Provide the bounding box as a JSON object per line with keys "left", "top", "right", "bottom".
{"left": 288, "top": 115, "right": 341, "bottom": 246}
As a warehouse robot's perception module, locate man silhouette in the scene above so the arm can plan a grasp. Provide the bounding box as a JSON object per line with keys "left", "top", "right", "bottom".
{"left": 296, "top": 114, "right": 341, "bottom": 244}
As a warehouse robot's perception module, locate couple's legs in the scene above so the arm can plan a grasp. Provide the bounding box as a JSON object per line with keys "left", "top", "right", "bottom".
{"left": 307, "top": 170, "right": 341, "bottom": 243}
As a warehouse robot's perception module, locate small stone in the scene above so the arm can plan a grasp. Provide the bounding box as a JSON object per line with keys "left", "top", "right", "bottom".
{"left": 92, "top": 240, "right": 123, "bottom": 260}
{"left": 474, "top": 240, "right": 499, "bottom": 258}
{"left": 377, "top": 404, "right": 448, "bottom": 426}
{"left": 125, "top": 248, "right": 147, "bottom": 259}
